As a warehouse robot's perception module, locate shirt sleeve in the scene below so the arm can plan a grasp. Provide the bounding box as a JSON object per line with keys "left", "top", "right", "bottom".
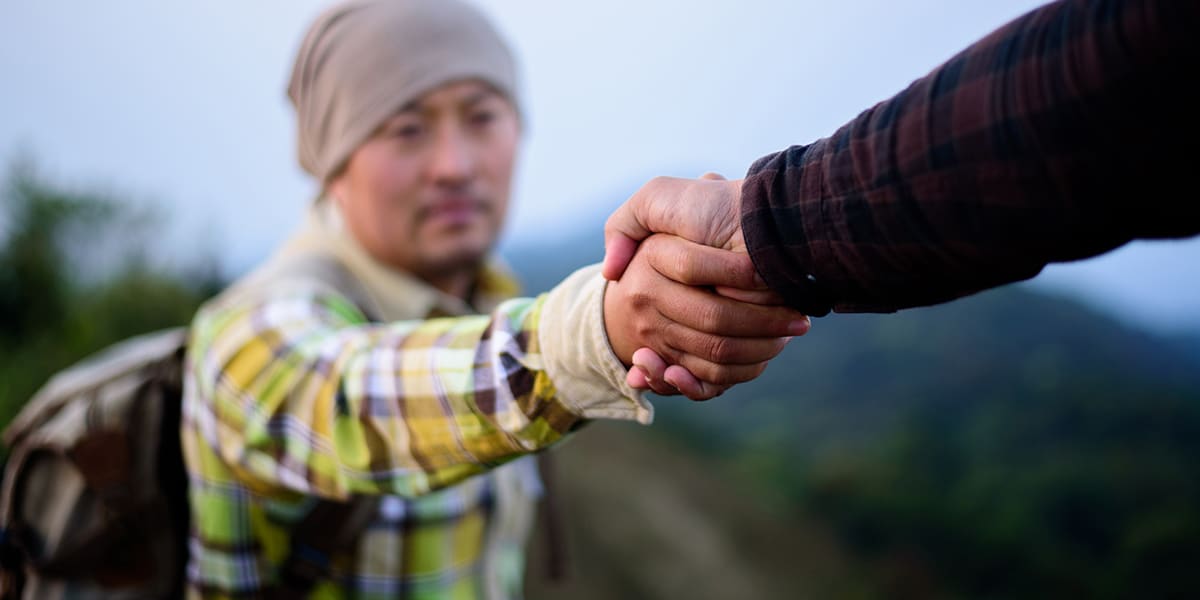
{"left": 740, "top": 0, "right": 1200, "bottom": 316}
{"left": 185, "top": 265, "right": 647, "bottom": 500}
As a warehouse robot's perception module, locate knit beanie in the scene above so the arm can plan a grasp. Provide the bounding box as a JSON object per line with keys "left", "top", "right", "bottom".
{"left": 287, "top": 0, "right": 521, "bottom": 182}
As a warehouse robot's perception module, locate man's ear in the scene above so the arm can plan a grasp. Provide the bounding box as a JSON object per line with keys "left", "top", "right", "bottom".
{"left": 327, "top": 175, "right": 348, "bottom": 207}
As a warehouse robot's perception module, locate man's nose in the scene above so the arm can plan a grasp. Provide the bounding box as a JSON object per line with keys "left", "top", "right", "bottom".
{"left": 427, "top": 125, "right": 476, "bottom": 184}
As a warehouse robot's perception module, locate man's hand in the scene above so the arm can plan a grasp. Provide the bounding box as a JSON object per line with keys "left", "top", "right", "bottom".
{"left": 603, "top": 234, "right": 809, "bottom": 401}
{"left": 603, "top": 172, "right": 808, "bottom": 398}
{"left": 602, "top": 173, "right": 745, "bottom": 282}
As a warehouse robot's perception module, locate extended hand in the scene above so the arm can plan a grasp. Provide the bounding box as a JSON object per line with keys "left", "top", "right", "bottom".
{"left": 602, "top": 234, "right": 808, "bottom": 401}
{"left": 604, "top": 172, "right": 810, "bottom": 397}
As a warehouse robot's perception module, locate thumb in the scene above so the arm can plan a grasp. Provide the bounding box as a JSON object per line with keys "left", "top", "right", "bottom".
{"left": 602, "top": 222, "right": 645, "bottom": 281}
{"left": 602, "top": 193, "right": 654, "bottom": 281}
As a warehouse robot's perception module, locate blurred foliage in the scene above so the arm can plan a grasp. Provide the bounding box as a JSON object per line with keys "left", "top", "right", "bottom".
{"left": 0, "top": 161, "right": 220, "bottom": 441}
{"left": 513, "top": 233, "right": 1200, "bottom": 600}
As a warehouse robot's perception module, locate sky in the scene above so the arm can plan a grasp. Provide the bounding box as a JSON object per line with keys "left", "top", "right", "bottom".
{"left": 1, "top": 1, "right": 1197, "bottom": 334}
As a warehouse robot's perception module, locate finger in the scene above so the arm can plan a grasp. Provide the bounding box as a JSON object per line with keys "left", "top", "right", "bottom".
{"left": 632, "top": 347, "right": 668, "bottom": 380}
{"left": 663, "top": 365, "right": 730, "bottom": 401}
{"left": 661, "top": 321, "right": 789, "bottom": 365}
{"left": 631, "top": 347, "right": 680, "bottom": 395}
{"left": 713, "top": 286, "right": 785, "bottom": 305}
{"left": 624, "top": 362, "right": 681, "bottom": 396}
{"left": 674, "top": 355, "right": 768, "bottom": 387}
{"left": 642, "top": 235, "right": 764, "bottom": 290}
{"left": 627, "top": 366, "right": 649, "bottom": 389}
{"left": 655, "top": 340, "right": 772, "bottom": 387}
{"left": 662, "top": 365, "right": 704, "bottom": 400}
{"left": 655, "top": 280, "right": 810, "bottom": 338}
{"left": 699, "top": 172, "right": 727, "bottom": 181}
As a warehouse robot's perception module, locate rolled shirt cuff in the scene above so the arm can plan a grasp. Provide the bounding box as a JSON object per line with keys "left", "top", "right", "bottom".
{"left": 537, "top": 264, "right": 653, "bottom": 425}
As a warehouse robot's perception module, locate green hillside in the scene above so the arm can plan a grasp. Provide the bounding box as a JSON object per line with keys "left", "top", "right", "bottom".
{"left": 510, "top": 232, "right": 1200, "bottom": 599}
{"left": 525, "top": 421, "right": 863, "bottom": 600}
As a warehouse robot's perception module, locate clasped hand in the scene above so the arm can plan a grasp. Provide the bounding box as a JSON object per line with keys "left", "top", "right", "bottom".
{"left": 601, "top": 173, "right": 809, "bottom": 400}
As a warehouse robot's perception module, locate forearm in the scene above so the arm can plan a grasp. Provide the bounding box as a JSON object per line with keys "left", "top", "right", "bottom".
{"left": 186, "top": 277, "right": 644, "bottom": 499}
{"left": 742, "top": 0, "right": 1200, "bottom": 316}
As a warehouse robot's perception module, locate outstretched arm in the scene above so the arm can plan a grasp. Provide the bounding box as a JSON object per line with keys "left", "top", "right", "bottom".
{"left": 605, "top": 0, "right": 1200, "bottom": 318}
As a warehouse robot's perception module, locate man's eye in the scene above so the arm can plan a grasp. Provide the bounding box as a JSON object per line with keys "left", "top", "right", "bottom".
{"left": 388, "top": 123, "right": 424, "bottom": 139}
{"left": 469, "top": 111, "right": 495, "bottom": 127}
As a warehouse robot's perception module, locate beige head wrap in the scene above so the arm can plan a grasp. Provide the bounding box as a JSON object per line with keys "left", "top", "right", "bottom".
{"left": 288, "top": 0, "right": 521, "bottom": 182}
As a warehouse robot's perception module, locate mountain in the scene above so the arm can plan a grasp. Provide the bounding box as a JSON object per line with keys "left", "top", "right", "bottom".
{"left": 509, "top": 233, "right": 1200, "bottom": 600}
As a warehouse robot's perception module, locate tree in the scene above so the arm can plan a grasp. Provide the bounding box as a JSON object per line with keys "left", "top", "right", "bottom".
{"left": 0, "top": 160, "right": 220, "bottom": 439}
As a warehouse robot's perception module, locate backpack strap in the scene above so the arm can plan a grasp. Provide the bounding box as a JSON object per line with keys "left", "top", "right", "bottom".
{"left": 1, "top": 328, "right": 188, "bottom": 449}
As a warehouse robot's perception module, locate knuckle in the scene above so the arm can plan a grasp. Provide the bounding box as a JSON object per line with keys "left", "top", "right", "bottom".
{"left": 629, "top": 307, "right": 658, "bottom": 341}
{"left": 669, "top": 248, "right": 696, "bottom": 284}
{"left": 629, "top": 288, "right": 654, "bottom": 312}
{"left": 645, "top": 236, "right": 686, "bottom": 275}
{"left": 634, "top": 321, "right": 657, "bottom": 343}
{"left": 719, "top": 255, "right": 749, "bottom": 285}
{"left": 696, "top": 302, "right": 729, "bottom": 333}
{"left": 657, "top": 323, "right": 686, "bottom": 361}
{"left": 656, "top": 344, "right": 684, "bottom": 367}
{"left": 704, "top": 336, "right": 739, "bottom": 363}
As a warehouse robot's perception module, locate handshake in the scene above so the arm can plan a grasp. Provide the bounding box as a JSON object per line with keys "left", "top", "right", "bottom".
{"left": 601, "top": 173, "right": 809, "bottom": 401}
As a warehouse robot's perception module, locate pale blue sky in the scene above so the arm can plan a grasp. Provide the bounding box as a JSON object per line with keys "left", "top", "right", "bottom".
{"left": 1, "top": 1, "right": 1196, "bottom": 334}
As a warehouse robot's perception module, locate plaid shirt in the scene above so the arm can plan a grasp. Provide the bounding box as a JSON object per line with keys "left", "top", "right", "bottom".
{"left": 742, "top": 0, "right": 1200, "bottom": 317}
{"left": 182, "top": 260, "right": 580, "bottom": 598}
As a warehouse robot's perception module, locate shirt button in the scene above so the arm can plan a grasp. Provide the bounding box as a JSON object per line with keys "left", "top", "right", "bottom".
{"left": 379, "top": 495, "right": 405, "bottom": 521}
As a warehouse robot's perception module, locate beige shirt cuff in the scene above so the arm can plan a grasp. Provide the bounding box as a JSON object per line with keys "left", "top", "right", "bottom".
{"left": 538, "top": 264, "right": 654, "bottom": 425}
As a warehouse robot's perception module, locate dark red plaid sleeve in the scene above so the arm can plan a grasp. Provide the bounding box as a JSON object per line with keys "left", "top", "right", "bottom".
{"left": 741, "top": 0, "right": 1200, "bottom": 317}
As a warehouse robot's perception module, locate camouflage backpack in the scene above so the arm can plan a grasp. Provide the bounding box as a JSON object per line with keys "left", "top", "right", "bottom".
{"left": 0, "top": 257, "right": 382, "bottom": 599}
{"left": 0, "top": 328, "right": 190, "bottom": 598}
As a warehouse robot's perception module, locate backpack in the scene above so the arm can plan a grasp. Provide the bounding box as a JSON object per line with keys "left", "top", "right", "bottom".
{"left": 0, "top": 257, "right": 382, "bottom": 599}
{"left": 0, "top": 328, "right": 190, "bottom": 599}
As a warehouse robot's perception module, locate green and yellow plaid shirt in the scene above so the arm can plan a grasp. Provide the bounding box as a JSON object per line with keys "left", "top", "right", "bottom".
{"left": 181, "top": 262, "right": 583, "bottom": 599}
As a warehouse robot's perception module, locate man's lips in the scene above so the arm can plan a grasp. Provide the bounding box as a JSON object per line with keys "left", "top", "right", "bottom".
{"left": 422, "top": 196, "right": 486, "bottom": 226}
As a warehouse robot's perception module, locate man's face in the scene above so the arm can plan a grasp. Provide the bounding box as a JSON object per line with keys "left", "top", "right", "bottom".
{"left": 328, "top": 80, "right": 519, "bottom": 283}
